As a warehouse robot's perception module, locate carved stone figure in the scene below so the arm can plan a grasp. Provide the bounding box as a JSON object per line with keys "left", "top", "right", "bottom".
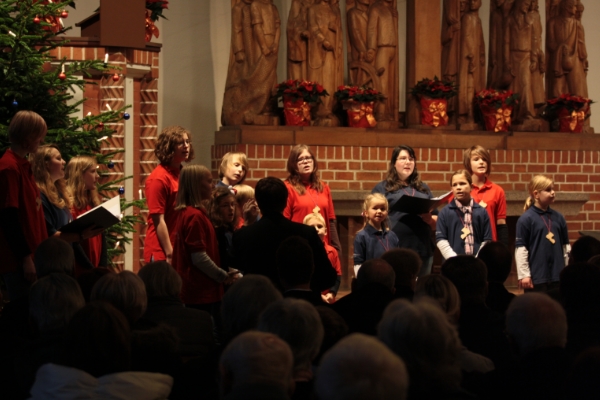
{"left": 458, "top": 0, "right": 485, "bottom": 126}
{"left": 307, "top": 0, "right": 344, "bottom": 125}
{"left": 504, "top": 0, "right": 537, "bottom": 126}
{"left": 347, "top": 0, "right": 370, "bottom": 84}
{"left": 530, "top": 0, "right": 545, "bottom": 106}
{"left": 366, "top": 0, "right": 399, "bottom": 124}
{"left": 546, "top": 0, "right": 588, "bottom": 98}
{"left": 487, "top": 0, "right": 505, "bottom": 88}
{"left": 225, "top": 0, "right": 250, "bottom": 89}
{"left": 222, "top": 0, "right": 281, "bottom": 126}
{"left": 287, "top": 0, "right": 313, "bottom": 80}
{"left": 441, "top": 0, "right": 465, "bottom": 119}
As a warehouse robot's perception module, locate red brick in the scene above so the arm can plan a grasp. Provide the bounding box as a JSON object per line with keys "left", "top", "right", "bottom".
{"left": 494, "top": 164, "right": 513, "bottom": 172}
{"left": 248, "top": 160, "right": 259, "bottom": 169}
{"left": 546, "top": 165, "right": 557, "bottom": 173}
{"left": 427, "top": 163, "right": 452, "bottom": 172}
{"left": 247, "top": 145, "right": 256, "bottom": 158}
{"left": 362, "top": 161, "right": 387, "bottom": 171}
{"left": 361, "top": 147, "right": 369, "bottom": 160}
{"left": 583, "top": 222, "right": 594, "bottom": 230}
{"left": 344, "top": 147, "right": 353, "bottom": 159}
{"left": 265, "top": 170, "right": 287, "bottom": 179}
{"left": 329, "top": 181, "right": 349, "bottom": 190}
{"left": 438, "top": 149, "right": 447, "bottom": 162}
{"left": 265, "top": 145, "right": 273, "bottom": 159}
{"left": 420, "top": 172, "right": 446, "bottom": 182}
{"left": 274, "top": 145, "right": 283, "bottom": 159}
{"left": 568, "top": 174, "right": 588, "bottom": 182}
{"left": 361, "top": 181, "right": 380, "bottom": 190}
{"left": 256, "top": 145, "right": 265, "bottom": 159}
{"left": 583, "top": 165, "right": 593, "bottom": 173}
{"left": 336, "top": 172, "right": 355, "bottom": 180}
{"left": 357, "top": 172, "right": 384, "bottom": 181}
{"left": 583, "top": 203, "right": 595, "bottom": 211}
{"left": 328, "top": 162, "right": 347, "bottom": 170}
{"left": 428, "top": 182, "right": 448, "bottom": 191}
{"left": 557, "top": 183, "right": 582, "bottom": 191}
{"left": 259, "top": 160, "right": 285, "bottom": 169}
{"left": 559, "top": 165, "right": 581, "bottom": 173}
{"left": 527, "top": 164, "right": 545, "bottom": 173}
{"left": 335, "top": 147, "right": 344, "bottom": 160}
{"left": 349, "top": 162, "right": 361, "bottom": 170}
{"left": 327, "top": 146, "right": 335, "bottom": 160}
{"left": 584, "top": 184, "right": 594, "bottom": 192}
{"left": 495, "top": 151, "right": 505, "bottom": 163}
{"left": 349, "top": 181, "right": 361, "bottom": 190}
{"left": 321, "top": 171, "right": 334, "bottom": 180}
{"left": 508, "top": 174, "right": 520, "bottom": 181}
{"left": 353, "top": 147, "right": 361, "bottom": 160}
{"left": 421, "top": 148, "right": 430, "bottom": 161}
{"left": 369, "top": 148, "right": 377, "bottom": 160}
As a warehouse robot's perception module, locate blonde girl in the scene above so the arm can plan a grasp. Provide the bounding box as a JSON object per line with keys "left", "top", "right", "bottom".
{"left": 65, "top": 156, "right": 107, "bottom": 272}
{"left": 515, "top": 175, "right": 570, "bottom": 293}
{"left": 171, "top": 165, "right": 237, "bottom": 316}
{"left": 209, "top": 186, "right": 238, "bottom": 272}
{"left": 303, "top": 211, "right": 342, "bottom": 303}
{"left": 436, "top": 170, "right": 492, "bottom": 260}
{"left": 462, "top": 145, "right": 508, "bottom": 245}
{"left": 233, "top": 183, "right": 259, "bottom": 228}
{"left": 353, "top": 193, "right": 399, "bottom": 276}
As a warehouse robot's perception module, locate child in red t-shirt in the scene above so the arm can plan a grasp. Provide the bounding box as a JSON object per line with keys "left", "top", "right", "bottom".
{"left": 0, "top": 111, "right": 48, "bottom": 300}
{"left": 172, "top": 165, "right": 239, "bottom": 318}
{"left": 303, "top": 211, "right": 342, "bottom": 303}
{"left": 65, "top": 156, "right": 107, "bottom": 275}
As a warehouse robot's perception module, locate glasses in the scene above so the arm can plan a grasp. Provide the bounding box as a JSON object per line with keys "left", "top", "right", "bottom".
{"left": 397, "top": 156, "right": 415, "bottom": 163}
{"left": 297, "top": 156, "right": 314, "bottom": 164}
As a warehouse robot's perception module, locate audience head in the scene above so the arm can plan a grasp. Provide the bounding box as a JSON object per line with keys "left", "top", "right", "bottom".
{"left": 137, "top": 261, "right": 182, "bottom": 300}
{"left": 477, "top": 241, "right": 513, "bottom": 283}
{"left": 441, "top": 255, "right": 488, "bottom": 304}
{"left": 315, "top": 333, "right": 408, "bottom": 400}
{"left": 219, "top": 151, "right": 248, "bottom": 186}
{"left": 356, "top": 259, "right": 396, "bottom": 292}
{"left": 559, "top": 262, "right": 600, "bottom": 320}
{"left": 254, "top": 177, "right": 288, "bottom": 215}
{"left": 276, "top": 236, "right": 314, "bottom": 290}
{"left": 381, "top": 248, "right": 421, "bottom": 290}
{"left": 34, "top": 237, "right": 75, "bottom": 277}
{"left": 589, "top": 255, "right": 600, "bottom": 267}
{"left": 8, "top": 110, "right": 47, "bottom": 150}
{"left": 414, "top": 274, "right": 461, "bottom": 325}
{"left": 315, "top": 306, "right": 349, "bottom": 364}
{"left": 220, "top": 331, "right": 294, "bottom": 397}
{"left": 378, "top": 298, "right": 462, "bottom": 395}
{"left": 61, "top": 301, "right": 131, "bottom": 378}
{"left": 154, "top": 125, "right": 194, "bottom": 165}
{"left": 221, "top": 275, "right": 282, "bottom": 343}
{"left": 570, "top": 235, "right": 600, "bottom": 264}
{"left": 90, "top": 271, "right": 147, "bottom": 326}
{"left": 77, "top": 268, "right": 113, "bottom": 303}
{"left": 565, "top": 347, "right": 600, "bottom": 400}
{"left": 506, "top": 293, "right": 567, "bottom": 356}
{"left": 257, "top": 298, "right": 324, "bottom": 375}
{"left": 29, "top": 273, "right": 85, "bottom": 334}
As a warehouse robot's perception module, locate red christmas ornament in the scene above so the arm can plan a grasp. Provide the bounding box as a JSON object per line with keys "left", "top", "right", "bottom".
{"left": 61, "top": 10, "right": 68, "bottom": 18}
{"left": 97, "top": 122, "right": 104, "bottom": 129}
{"left": 58, "top": 72, "right": 66, "bottom": 80}
{"left": 112, "top": 73, "right": 119, "bottom": 82}
{"left": 33, "top": 16, "right": 41, "bottom": 24}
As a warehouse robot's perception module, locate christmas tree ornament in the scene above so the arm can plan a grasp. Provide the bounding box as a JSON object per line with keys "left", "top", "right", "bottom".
{"left": 58, "top": 72, "right": 66, "bottom": 80}
{"left": 33, "top": 16, "right": 40, "bottom": 24}
{"left": 108, "top": 161, "right": 114, "bottom": 169}
{"left": 97, "top": 121, "right": 104, "bottom": 129}
{"left": 123, "top": 113, "right": 130, "bottom": 120}
{"left": 118, "top": 186, "right": 125, "bottom": 195}
{"left": 61, "top": 10, "right": 68, "bottom": 18}
{"left": 112, "top": 73, "right": 119, "bottom": 81}
{"left": 12, "top": 100, "right": 18, "bottom": 108}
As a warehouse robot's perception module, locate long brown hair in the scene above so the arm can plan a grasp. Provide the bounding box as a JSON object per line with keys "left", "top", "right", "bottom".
{"left": 285, "top": 144, "right": 323, "bottom": 195}
{"left": 175, "top": 165, "right": 210, "bottom": 211}
{"left": 65, "top": 156, "right": 101, "bottom": 210}
{"left": 31, "top": 144, "right": 71, "bottom": 209}
{"left": 384, "top": 145, "right": 428, "bottom": 193}
{"left": 8, "top": 110, "right": 47, "bottom": 146}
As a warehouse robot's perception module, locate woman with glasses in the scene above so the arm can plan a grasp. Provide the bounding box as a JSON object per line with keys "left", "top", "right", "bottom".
{"left": 284, "top": 144, "right": 342, "bottom": 254}
{"left": 372, "top": 145, "right": 437, "bottom": 276}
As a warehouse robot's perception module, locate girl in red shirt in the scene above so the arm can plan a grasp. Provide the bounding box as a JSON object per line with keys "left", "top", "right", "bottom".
{"left": 284, "top": 144, "right": 341, "bottom": 253}
{"left": 172, "top": 165, "right": 237, "bottom": 318}
{"left": 65, "top": 156, "right": 107, "bottom": 275}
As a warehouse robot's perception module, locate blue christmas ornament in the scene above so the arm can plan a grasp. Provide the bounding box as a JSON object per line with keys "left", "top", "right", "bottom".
{"left": 107, "top": 161, "right": 114, "bottom": 169}
{"left": 118, "top": 186, "right": 125, "bottom": 195}
{"left": 123, "top": 113, "right": 130, "bottom": 120}
{"left": 12, "top": 100, "right": 18, "bottom": 108}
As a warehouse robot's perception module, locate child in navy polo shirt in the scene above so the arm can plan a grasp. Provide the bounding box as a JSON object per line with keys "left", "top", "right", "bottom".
{"left": 515, "top": 175, "right": 570, "bottom": 293}
{"left": 436, "top": 170, "right": 492, "bottom": 260}
{"left": 353, "top": 193, "right": 399, "bottom": 277}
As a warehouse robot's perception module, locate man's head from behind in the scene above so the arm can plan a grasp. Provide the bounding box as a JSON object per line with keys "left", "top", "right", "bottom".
{"left": 441, "top": 255, "right": 487, "bottom": 304}
{"left": 477, "top": 242, "right": 512, "bottom": 283}
{"left": 381, "top": 248, "right": 421, "bottom": 290}
{"left": 35, "top": 237, "right": 75, "bottom": 278}
{"left": 355, "top": 259, "right": 396, "bottom": 292}
{"left": 255, "top": 177, "right": 288, "bottom": 215}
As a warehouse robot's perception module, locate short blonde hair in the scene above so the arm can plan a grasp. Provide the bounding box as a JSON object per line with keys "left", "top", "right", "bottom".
{"left": 233, "top": 184, "right": 255, "bottom": 205}
{"left": 361, "top": 193, "right": 390, "bottom": 231}
{"left": 175, "top": 164, "right": 211, "bottom": 211}
{"left": 219, "top": 152, "right": 249, "bottom": 185}
{"left": 414, "top": 275, "right": 461, "bottom": 326}
{"left": 303, "top": 212, "right": 325, "bottom": 226}
{"left": 524, "top": 175, "right": 554, "bottom": 210}
{"left": 463, "top": 145, "right": 491, "bottom": 176}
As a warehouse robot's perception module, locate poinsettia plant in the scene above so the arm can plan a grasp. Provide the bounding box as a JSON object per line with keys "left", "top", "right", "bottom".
{"left": 545, "top": 93, "right": 593, "bottom": 116}
{"left": 411, "top": 76, "right": 457, "bottom": 100}
{"left": 275, "top": 80, "right": 329, "bottom": 104}
{"left": 334, "top": 86, "right": 385, "bottom": 103}
{"left": 146, "top": 0, "right": 169, "bottom": 21}
{"left": 475, "top": 89, "right": 519, "bottom": 109}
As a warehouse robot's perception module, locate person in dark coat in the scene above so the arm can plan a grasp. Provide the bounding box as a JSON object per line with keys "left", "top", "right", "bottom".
{"left": 232, "top": 177, "right": 336, "bottom": 292}
{"left": 477, "top": 241, "right": 515, "bottom": 315}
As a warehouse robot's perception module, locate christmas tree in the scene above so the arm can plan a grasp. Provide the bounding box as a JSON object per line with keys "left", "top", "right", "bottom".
{"left": 0, "top": 0, "right": 144, "bottom": 263}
